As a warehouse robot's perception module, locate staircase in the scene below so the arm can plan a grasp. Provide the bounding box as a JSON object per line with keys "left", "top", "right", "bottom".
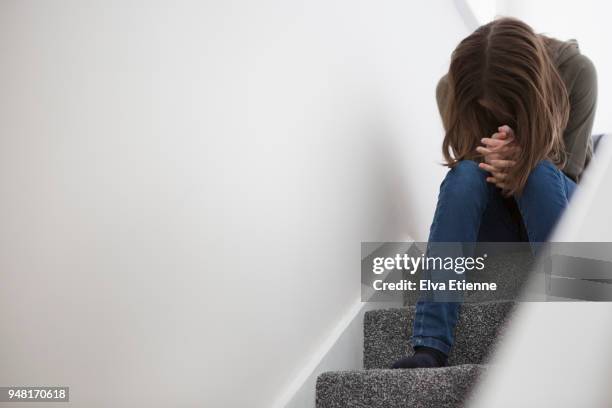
{"left": 316, "top": 249, "right": 533, "bottom": 408}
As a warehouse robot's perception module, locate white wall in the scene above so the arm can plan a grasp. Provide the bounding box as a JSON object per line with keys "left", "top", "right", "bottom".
{"left": 497, "top": 0, "right": 612, "bottom": 134}
{"left": 0, "top": 1, "right": 467, "bottom": 407}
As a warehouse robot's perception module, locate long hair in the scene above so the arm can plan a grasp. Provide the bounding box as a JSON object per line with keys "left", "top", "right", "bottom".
{"left": 441, "top": 17, "right": 570, "bottom": 195}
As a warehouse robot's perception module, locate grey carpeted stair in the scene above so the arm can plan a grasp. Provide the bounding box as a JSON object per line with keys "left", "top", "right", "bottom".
{"left": 364, "top": 301, "right": 515, "bottom": 369}
{"left": 316, "top": 301, "right": 517, "bottom": 407}
{"left": 317, "top": 365, "right": 485, "bottom": 408}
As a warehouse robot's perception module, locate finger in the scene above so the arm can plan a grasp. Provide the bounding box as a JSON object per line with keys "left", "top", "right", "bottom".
{"left": 491, "top": 131, "right": 506, "bottom": 140}
{"left": 482, "top": 138, "right": 516, "bottom": 150}
{"left": 489, "top": 159, "right": 516, "bottom": 168}
{"left": 488, "top": 145, "right": 519, "bottom": 160}
{"left": 476, "top": 146, "right": 493, "bottom": 155}
{"left": 485, "top": 169, "right": 507, "bottom": 180}
{"left": 493, "top": 130, "right": 512, "bottom": 141}
{"left": 485, "top": 155, "right": 502, "bottom": 163}
{"left": 498, "top": 125, "right": 514, "bottom": 136}
{"left": 497, "top": 131, "right": 509, "bottom": 140}
{"left": 481, "top": 137, "right": 507, "bottom": 148}
{"left": 479, "top": 162, "right": 498, "bottom": 173}
{"left": 491, "top": 171, "right": 507, "bottom": 180}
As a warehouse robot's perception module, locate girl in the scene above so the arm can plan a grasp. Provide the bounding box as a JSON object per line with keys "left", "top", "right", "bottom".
{"left": 392, "top": 17, "right": 597, "bottom": 369}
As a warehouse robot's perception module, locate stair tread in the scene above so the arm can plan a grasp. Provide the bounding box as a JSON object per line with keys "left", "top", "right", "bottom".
{"left": 364, "top": 301, "right": 515, "bottom": 368}
{"left": 317, "top": 365, "right": 485, "bottom": 408}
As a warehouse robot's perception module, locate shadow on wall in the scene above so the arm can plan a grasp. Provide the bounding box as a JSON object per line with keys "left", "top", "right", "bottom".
{"left": 362, "top": 116, "right": 420, "bottom": 241}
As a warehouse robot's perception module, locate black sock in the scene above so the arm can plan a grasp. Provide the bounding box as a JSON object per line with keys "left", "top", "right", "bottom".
{"left": 391, "top": 346, "right": 448, "bottom": 369}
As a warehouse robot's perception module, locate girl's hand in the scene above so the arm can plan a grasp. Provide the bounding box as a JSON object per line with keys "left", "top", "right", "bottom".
{"left": 476, "top": 125, "right": 521, "bottom": 191}
{"left": 479, "top": 159, "right": 515, "bottom": 190}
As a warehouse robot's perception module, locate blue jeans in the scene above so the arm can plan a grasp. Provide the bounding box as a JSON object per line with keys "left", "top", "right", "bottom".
{"left": 411, "top": 160, "right": 576, "bottom": 355}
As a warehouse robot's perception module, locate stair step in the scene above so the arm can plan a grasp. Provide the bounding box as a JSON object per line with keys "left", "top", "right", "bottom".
{"left": 364, "top": 301, "right": 514, "bottom": 369}
{"left": 316, "top": 365, "right": 485, "bottom": 408}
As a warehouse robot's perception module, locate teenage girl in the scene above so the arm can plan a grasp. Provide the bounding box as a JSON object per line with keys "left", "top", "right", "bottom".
{"left": 392, "top": 17, "right": 597, "bottom": 369}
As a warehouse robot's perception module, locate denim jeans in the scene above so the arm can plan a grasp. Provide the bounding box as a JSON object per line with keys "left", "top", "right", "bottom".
{"left": 411, "top": 160, "right": 576, "bottom": 355}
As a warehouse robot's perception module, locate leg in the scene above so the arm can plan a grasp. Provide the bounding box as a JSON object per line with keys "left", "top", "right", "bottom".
{"left": 390, "top": 162, "right": 490, "bottom": 369}
{"left": 515, "top": 160, "right": 576, "bottom": 243}
{"left": 393, "top": 161, "right": 521, "bottom": 369}
{"left": 427, "top": 160, "right": 490, "bottom": 243}
{"left": 412, "top": 161, "right": 515, "bottom": 353}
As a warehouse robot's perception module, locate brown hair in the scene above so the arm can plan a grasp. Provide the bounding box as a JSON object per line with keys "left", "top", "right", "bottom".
{"left": 441, "top": 17, "right": 570, "bottom": 195}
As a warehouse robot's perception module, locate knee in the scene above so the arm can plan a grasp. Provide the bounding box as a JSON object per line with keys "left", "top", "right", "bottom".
{"left": 441, "top": 160, "right": 488, "bottom": 198}
{"left": 522, "top": 160, "right": 563, "bottom": 195}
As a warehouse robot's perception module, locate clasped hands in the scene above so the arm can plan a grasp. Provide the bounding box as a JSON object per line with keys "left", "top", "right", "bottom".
{"left": 476, "top": 125, "right": 521, "bottom": 194}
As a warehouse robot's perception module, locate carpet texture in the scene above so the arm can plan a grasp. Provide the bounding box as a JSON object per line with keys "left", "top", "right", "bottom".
{"left": 316, "top": 365, "right": 485, "bottom": 408}
{"left": 363, "top": 301, "right": 515, "bottom": 369}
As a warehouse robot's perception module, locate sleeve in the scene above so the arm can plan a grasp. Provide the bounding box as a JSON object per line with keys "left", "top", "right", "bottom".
{"left": 563, "top": 54, "right": 598, "bottom": 182}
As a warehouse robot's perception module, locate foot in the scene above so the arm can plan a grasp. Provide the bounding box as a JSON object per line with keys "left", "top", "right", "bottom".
{"left": 391, "top": 346, "right": 448, "bottom": 369}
